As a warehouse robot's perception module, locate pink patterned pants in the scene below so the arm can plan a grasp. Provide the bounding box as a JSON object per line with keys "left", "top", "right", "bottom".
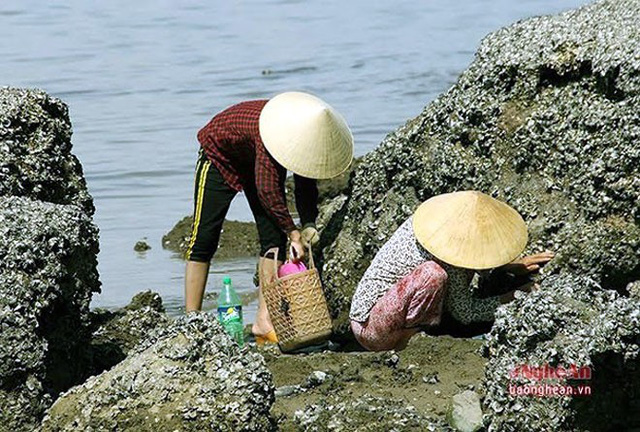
{"left": 351, "top": 261, "right": 447, "bottom": 351}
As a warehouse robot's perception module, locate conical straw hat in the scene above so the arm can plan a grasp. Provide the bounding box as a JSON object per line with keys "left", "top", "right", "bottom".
{"left": 259, "top": 92, "right": 354, "bottom": 179}
{"left": 412, "top": 191, "right": 528, "bottom": 270}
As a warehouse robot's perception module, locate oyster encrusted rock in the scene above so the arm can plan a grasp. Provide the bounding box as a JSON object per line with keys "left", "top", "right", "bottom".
{"left": 0, "top": 87, "right": 94, "bottom": 213}
{"left": 293, "top": 394, "right": 448, "bottom": 432}
{"left": 89, "top": 290, "right": 171, "bottom": 375}
{"left": 41, "top": 313, "right": 277, "bottom": 432}
{"left": 482, "top": 274, "right": 640, "bottom": 431}
{"left": 319, "top": 0, "right": 640, "bottom": 332}
{"left": 0, "top": 88, "right": 100, "bottom": 431}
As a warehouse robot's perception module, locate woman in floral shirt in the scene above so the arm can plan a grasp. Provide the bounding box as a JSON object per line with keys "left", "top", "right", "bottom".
{"left": 350, "top": 191, "right": 553, "bottom": 351}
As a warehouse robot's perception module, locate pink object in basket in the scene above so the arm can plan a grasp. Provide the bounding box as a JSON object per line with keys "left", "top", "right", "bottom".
{"left": 278, "top": 260, "right": 307, "bottom": 278}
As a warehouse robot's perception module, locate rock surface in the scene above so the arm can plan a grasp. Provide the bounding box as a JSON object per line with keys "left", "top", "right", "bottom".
{"left": 41, "top": 313, "right": 277, "bottom": 432}
{"left": 292, "top": 395, "right": 444, "bottom": 432}
{"left": 0, "top": 88, "right": 100, "bottom": 431}
{"left": 319, "top": 0, "right": 640, "bottom": 333}
{"left": 123, "top": 289, "right": 165, "bottom": 312}
{"left": 89, "top": 291, "right": 171, "bottom": 375}
{"left": 133, "top": 240, "right": 151, "bottom": 252}
{"left": 447, "top": 390, "right": 483, "bottom": 432}
{"left": 0, "top": 87, "right": 94, "bottom": 213}
{"left": 482, "top": 274, "right": 640, "bottom": 431}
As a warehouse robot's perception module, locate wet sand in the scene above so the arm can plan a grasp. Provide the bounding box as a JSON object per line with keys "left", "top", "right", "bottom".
{"left": 261, "top": 333, "right": 486, "bottom": 429}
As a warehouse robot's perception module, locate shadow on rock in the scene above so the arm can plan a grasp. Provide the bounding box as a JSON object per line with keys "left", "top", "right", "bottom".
{"left": 88, "top": 290, "right": 171, "bottom": 377}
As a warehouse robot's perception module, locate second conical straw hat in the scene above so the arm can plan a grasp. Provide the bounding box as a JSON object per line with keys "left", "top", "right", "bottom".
{"left": 259, "top": 92, "right": 354, "bottom": 179}
{"left": 412, "top": 191, "right": 528, "bottom": 270}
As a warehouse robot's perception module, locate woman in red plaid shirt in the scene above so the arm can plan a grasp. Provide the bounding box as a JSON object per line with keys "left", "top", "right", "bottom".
{"left": 185, "top": 92, "right": 353, "bottom": 344}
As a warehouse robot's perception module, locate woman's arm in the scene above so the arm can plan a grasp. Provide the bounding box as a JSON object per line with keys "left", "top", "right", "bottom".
{"left": 254, "top": 145, "right": 305, "bottom": 259}
{"left": 293, "top": 174, "right": 319, "bottom": 227}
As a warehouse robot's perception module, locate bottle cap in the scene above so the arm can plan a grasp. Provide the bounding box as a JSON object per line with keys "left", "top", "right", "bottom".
{"left": 223, "top": 276, "right": 231, "bottom": 284}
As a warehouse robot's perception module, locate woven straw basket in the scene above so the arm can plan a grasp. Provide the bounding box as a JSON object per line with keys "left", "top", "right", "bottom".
{"left": 263, "top": 246, "right": 332, "bottom": 352}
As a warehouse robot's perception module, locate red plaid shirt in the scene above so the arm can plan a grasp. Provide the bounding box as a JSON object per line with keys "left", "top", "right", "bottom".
{"left": 197, "top": 100, "right": 301, "bottom": 233}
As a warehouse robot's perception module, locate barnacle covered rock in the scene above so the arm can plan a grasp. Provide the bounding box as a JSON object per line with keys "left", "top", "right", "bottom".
{"left": 320, "top": 0, "right": 640, "bottom": 331}
{"left": 0, "top": 88, "right": 100, "bottom": 431}
{"left": 89, "top": 290, "right": 171, "bottom": 375}
{"left": 123, "top": 289, "right": 165, "bottom": 312}
{"left": 0, "top": 196, "right": 99, "bottom": 431}
{"left": 482, "top": 274, "right": 640, "bottom": 431}
{"left": 41, "top": 313, "right": 277, "bottom": 432}
{"left": 0, "top": 87, "right": 94, "bottom": 213}
{"left": 292, "top": 394, "right": 448, "bottom": 432}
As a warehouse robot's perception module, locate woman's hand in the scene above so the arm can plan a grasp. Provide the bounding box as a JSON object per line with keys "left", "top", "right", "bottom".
{"left": 301, "top": 224, "right": 320, "bottom": 248}
{"left": 289, "top": 230, "right": 305, "bottom": 262}
{"left": 503, "top": 251, "right": 555, "bottom": 275}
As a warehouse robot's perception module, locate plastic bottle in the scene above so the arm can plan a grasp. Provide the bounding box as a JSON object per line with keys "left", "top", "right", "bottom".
{"left": 217, "top": 276, "right": 244, "bottom": 346}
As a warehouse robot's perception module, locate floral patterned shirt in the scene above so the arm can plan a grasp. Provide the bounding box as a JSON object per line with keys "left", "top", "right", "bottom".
{"left": 350, "top": 217, "right": 503, "bottom": 325}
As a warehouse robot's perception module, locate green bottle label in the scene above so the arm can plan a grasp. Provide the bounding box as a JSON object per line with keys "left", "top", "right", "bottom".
{"left": 218, "top": 305, "right": 241, "bottom": 324}
{"left": 218, "top": 305, "right": 243, "bottom": 346}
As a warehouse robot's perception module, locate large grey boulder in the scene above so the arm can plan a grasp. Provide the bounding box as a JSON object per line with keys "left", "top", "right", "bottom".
{"left": 482, "top": 274, "right": 640, "bottom": 431}
{"left": 0, "top": 88, "right": 100, "bottom": 431}
{"left": 0, "top": 87, "right": 94, "bottom": 213}
{"left": 41, "top": 313, "right": 277, "bottom": 432}
{"left": 319, "top": 0, "right": 640, "bottom": 333}
{"left": 89, "top": 290, "right": 171, "bottom": 375}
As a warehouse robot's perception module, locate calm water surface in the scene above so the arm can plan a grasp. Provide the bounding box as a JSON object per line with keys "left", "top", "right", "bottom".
{"left": 1, "top": 0, "right": 588, "bottom": 321}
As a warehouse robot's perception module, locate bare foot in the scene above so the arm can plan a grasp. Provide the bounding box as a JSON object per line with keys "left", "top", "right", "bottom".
{"left": 251, "top": 322, "right": 274, "bottom": 337}
{"left": 251, "top": 300, "right": 275, "bottom": 337}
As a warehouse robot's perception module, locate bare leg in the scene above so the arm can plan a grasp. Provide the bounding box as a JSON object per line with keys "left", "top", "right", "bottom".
{"left": 252, "top": 256, "right": 282, "bottom": 336}
{"left": 185, "top": 261, "right": 210, "bottom": 312}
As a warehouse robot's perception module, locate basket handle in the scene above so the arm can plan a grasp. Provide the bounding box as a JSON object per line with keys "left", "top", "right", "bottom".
{"left": 266, "top": 242, "right": 317, "bottom": 278}
{"left": 265, "top": 247, "right": 281, "bottom": 282}
{"left": 307, "top": 242, "right": 316, "bottom": 270}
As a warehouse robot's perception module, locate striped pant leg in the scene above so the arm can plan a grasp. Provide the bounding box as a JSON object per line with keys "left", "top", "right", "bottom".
{"left": 185, "top": 152, "right": 236, "bottom": 262}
